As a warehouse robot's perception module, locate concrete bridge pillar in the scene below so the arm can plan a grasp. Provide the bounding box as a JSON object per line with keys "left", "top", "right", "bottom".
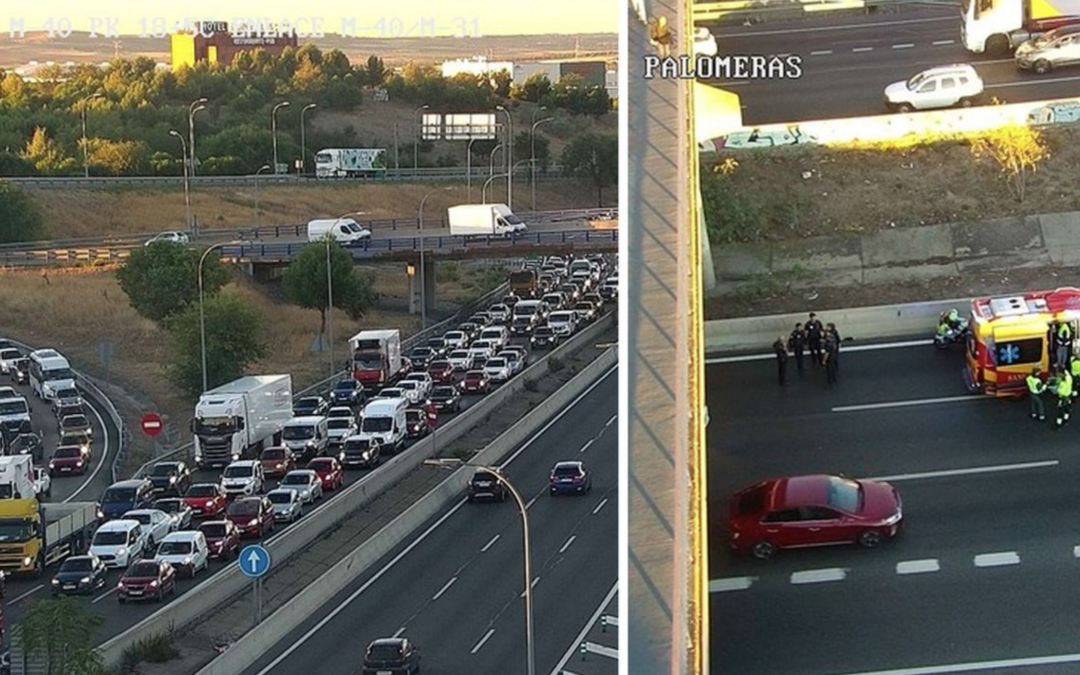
{"left": 407, "top": 258, "right": 437, "bottom": 315}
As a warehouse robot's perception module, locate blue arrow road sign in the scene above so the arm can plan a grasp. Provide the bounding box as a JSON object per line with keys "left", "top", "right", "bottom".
{"left": 239, "top": 544, "right": 271, "bottom": 578}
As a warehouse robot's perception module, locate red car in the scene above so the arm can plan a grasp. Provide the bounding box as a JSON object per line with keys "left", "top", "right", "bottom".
{"left": 305, "top": 457, "right": 345, "bottom": 491}
{"left": 49, "top": 446, "right": 88, "bottom": 476}
{"left": 260, "top": 446, "right": 296, "bottom": 479}
{"left": 198, "top": 519, "right": 241, "bottom": 559}
{"left": 458, "top": 370, "right": 491, "bottom": 394}
{"left": 117, "top": 559, "right": 176, "bottom": 603}
{"left": 226, "top": 496, "right": 276, "bottom": 538}
{"left": 727, "top": 474, "right": 904, "bottom": 560}
{"left": 405, "top": 408, "right": 434, "bottom": 439}
{"left": 427, "top": 360, "right": 455, "bottom": 383}
{"left": 184, "top": 483, "right": 228, "bottom": 519}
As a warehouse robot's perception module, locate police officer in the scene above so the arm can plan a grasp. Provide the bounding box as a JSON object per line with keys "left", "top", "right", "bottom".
{"left": 788, "top": 323, "right": 807, "bottom": 375}
{"left": 823, "top": 332, "right": 840, "bottom": 387}
{"left": 826, "top": 322, "right": 841, "bottom": 372}
{"left": 1058, "top": 321, "right": 1073, "bottom": 368}
{"left": 1027, "top": 368, "right": 1047, "bottom": 421}
{"left": 773, "top": 335, "right": 788, "bottom": 385}
{"left": 1071, "top": 356, "right": 1080, "bottom": 398}
{"left": 1057, "top": 366, "right": 1074, "bottom": 428}
{"left": 806, "top": 313, "right": 824, "bottom": 366}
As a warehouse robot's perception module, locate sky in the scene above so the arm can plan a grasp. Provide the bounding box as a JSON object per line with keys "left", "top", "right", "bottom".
{"left": 3, "top": 1, "right": 617, "bottom": 38}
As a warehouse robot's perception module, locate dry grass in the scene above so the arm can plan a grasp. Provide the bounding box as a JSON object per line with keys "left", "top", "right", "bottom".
{"left": 28, "top": 179, "right": 613, "bottom": 239}
{"left": 708, "top": 125, "right": 1080, "bottom": 241}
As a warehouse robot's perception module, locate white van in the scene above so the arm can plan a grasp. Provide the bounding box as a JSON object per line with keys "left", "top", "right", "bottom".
{"left": 307, "top": 218, "right": 372, "bottom": 247}
{"left": 281, "top": 416, "right": 330, "bottom": 461}
{"left": 357, "top": 398, "right": 408, "bottom": 453}
{"left": 90, "top": 519, "right": 147, "bottom": 569}
{"left": 478, "top": 326, "right": 509, "bottom": 351}
{"left": 547, "top": 310, "right": 579, "bottom": 337}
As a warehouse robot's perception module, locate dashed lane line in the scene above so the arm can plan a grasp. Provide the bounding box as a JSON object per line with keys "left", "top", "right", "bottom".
{"left": 896, "top": 559, "right": 940, "bottom": 575}
{"left": 828, "top": 652, "right": 1080, "bottom": 674}
{"left": 832, "top": 395, "right": 984, "bottom": 413}
{"left": 892, "top": 43, "right": 915, "bottom": 49}
{"left": 810, "top": 49, "right": 834, "bottom": 55}
{"left": 470, "top": 628, "right": 495, "bottom": 654}
{"left": 481, "top": 534, "right": 500, "bottom": 552}
{"left": 559, "top": 536, "right": 576, "bottom": 554}
{"left": 593, "top": 498, "right": 608, "bottom": 514}
{"left": 710, "top": 577, "right": 756, "bottom": 592}
{"left": 974, "top": 551, "right": 1020, "bottom": 568}
{"left": 791, "top": 568, "right": 847, "bottom": 584}
{"left": 852, "top": 47, "right": 874, "bottom": 52}
{"left": 431, "top": 576, "right": 456, "bottom": 601}
{"left": 579, "top": 440, "right": 594, "bottom": 454}
{"left": 866, "top": 459, "right": 1059, "bottom": 482}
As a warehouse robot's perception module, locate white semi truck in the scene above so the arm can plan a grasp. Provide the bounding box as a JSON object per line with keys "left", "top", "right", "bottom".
{"left": 314, "top": 148, "right": 388, "bottom": 178}
{"left": 447, "top": 203, "right": 528, "bottom": 237}
{"left": 191, "top": 375, "right": 293, "bottom": 469}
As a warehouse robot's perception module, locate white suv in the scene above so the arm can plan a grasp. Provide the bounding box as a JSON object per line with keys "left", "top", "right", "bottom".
{"left": 220, "top": 460, "right": 265, "bottom": 498}
{"left": 884, "top": 64, "right": 984, "bottom": 113}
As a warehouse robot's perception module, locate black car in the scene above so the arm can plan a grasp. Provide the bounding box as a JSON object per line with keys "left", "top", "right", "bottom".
{"left": 10, "top": 358, "right": 29, "bottom": 385}
{"left": 510, "top": 316, "right": 536, "bottom": 336}
{"left": 329, "top": 379, "right": 366, "bottom": 407}
{"left": 531, "top": 326, "right": 561, "bottom": 350}
{"left": 147, "top": 461, "right": 192, "bottom": 496}
{"left": 425, "top": 338, "right": 448, "bottom": 358}
{"left": 5, "top": 431, "right": 43, "bottom": 462}
{"left": 362, "top": 638, "right": 420, "bottom": 675}
{"left": 408, "top": 347, "right": 435, "bottom": 370}
{"left": 429, "top": 386, "right": 462, "bottom": 413}
{"left": 467, "top": 468, "right": 508, "bottom": 502}
{"left": 341, "top": 436, "right": 381, "bottom": 470}
{"left": 457, "top": 322, "right": 481, "bottom": 341}
{"left": 293, "top": 396, "right": 329, "bottom": 417}
{"left": 50, "top": 554, "right": 108, "bottom": 596}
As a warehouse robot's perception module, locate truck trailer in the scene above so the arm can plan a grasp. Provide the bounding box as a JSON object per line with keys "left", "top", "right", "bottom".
{"left": 191, "top": 375, "right": 293, "bottom": 469}
{"left": 314, "top": 148, "right": 388, "bottom": 178}
{"left": 349, "top": 330, "right": 406, "bottom": 392}
{"left": 962, "top": 0, "right": 1080, "bottom": 53}
{"left": 447, "top": 204, "right": 528, "bottom": 237}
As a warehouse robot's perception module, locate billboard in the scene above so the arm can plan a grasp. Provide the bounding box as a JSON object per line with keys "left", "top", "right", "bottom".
{"left": 422, "top": 113, "right": 499, "bottom": 141}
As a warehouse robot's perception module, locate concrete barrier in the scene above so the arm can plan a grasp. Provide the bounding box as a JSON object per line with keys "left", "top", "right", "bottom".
{"left": 195, "top": 346, "right": 618, "bottom": 675}
{"left": 97, "top": 311, "right": 615, "bottom": 668}
{"left": 705, "top": 298, "right": 964, "bottom": 353}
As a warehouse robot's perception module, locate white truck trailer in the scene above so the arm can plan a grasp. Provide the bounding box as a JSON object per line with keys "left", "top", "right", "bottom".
{"left": 314, "top": 148, "right": 388, "bottom": 178}
{"left": 191, "top": 375, "right": 293, "bottom": 469}
{"left": 447, "top": 203, "right": 528, "bottom": 237}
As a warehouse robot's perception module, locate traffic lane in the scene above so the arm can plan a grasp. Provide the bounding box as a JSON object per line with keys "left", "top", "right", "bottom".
{"left": 711, "top": 554, "right": 1080, "bottom": 675}
{"left": 251, "top": 219, "right": 598, "bottom": 246}
{"left": 710, "top": 462, "right": 1073, "bottom": 578}
{"left": 239, "top": 370, "right": 617, "bottom": 675}
{"left": 704, "top": 7, "right": 959, "bottom": 46}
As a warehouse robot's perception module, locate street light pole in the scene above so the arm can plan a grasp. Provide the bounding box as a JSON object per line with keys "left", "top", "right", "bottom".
{"left": 466, "top": 137, "right": 480, "bottom": 202}
{"left": 413, "top": 105, "right": 429, "bottom": 170}
{"left": 169, "top": 130, "right": 191, "bottom": 232}
{"left": 531, "top": 117, "right": 553, "bottom": 212}
{"left": 271, "top": 102, "right": 291, "bottom": 175}
{"left": 198, "top": 242, "right": 233, "bottom": 393}
{"left": 253, "top": 164, "right": 271, "bottom": 226}
{"left": 496, "top": 106, "right": 513, "bottom": 209}
{"left": 497, "top": 472, "right": 536, "bottom": 675}
{"left": 188, "top": 97, "right": 208, "bottom": 178}
{"left": 80, "top": 93, "right": 103, "bottom": 178}
{"left": 300, "top": 103, "right": 317, "bottom": 176}
{"left": 488, "top": 144, "right": 503, "bottom": 181}
{"left": 326, "top": 236, "right": 334, "bottom": 379}
{"left": 482, "top": 174, "right": 508, "bottom": 205}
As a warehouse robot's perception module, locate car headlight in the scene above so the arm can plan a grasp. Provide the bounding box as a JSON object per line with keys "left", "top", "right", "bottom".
{"left": 882, "top": 510, "right": 902, "bottom": 526}
{"left": 150, "top": 580, "right": 159, "bottom": 587}
{"left": 80, "top": 576, "right": 91, "bottom": 584}
{"left": 169, "top": 476, "right": 177, "bottom": 484}
{"left": 275, "top": 463, "right": 283, "bottom": 469}
{"left": 183, "top": 556, "right": 192, "bottom": 565}
{"left": 48, "top": 461, "right": 55, "bottom": 468}
{"left": 51, "top": 578, "right": 59, "bottom": 585}
{"left": 117, "top": 548, "right": 127, "bottom": 557}
{"left": 76, "top": 460, "right": 83, "bottom": 467}
{"left": 248, "top": 518, "right": 258, "bottom": 527}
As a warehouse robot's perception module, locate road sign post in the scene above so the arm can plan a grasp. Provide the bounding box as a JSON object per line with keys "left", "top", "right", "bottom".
{"left": 239, "top": 544, "right": 271, "bottom": 625}
{"left": 141, "top": 413, "right": 163, "bottom": 463}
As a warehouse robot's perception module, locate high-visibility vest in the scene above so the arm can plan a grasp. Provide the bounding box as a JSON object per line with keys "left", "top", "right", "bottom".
{"left": 1072, "top": 358, "right": 1080, "bottom": 378}
{"left": 1060, "top": 372, "right": 1074, "bottom": 398}
{"left": 1060, "top": 323, "right": 1073, "bottom": 340}
{"left": 1027, "top": 375, "right": 1045, "bottom": 394}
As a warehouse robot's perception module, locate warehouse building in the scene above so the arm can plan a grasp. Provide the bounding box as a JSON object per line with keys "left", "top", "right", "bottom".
{"left": 170, "top": 21, "right": 299, "bottom": 68}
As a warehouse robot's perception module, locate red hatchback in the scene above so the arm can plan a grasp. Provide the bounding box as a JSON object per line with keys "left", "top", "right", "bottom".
{"left": 49, "top": 446, "right": 88, "bottom": 476}
{"left": 459, "top": 370, "right": 491, "bottom": 394}
{"left": 117, "top": 559, "right": 176, "bottom": 603}
{"left": 305, "top": 457, "right": 345, "bottom": 492}
{"left": 184, "top": 483, "right": 228, "bottom": 519}
{"left": 227, "top": 496, "right": 276, "bottom": 538}
{"left": 198, "top": 520, "right": 241, "bottom": 559}
{"left": 727, "top": 474, "right": 903, "bottom": 560}
{"left": 427, "top": 360, "right": 455, "bottom": 383}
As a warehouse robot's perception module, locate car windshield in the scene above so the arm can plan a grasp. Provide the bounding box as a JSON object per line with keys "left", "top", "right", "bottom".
{"left": 487, "top": 359, "right": 507, "bottom": 368}
{"left": 150, "top": 464, "right": 178, "bottom": 476}
{"left": 362, "top": 417, "right": 392, "bottom": 432}
{"left": 282, "top": 473, "right": 310, "bottom": 486}
{"left": 93, "top": 530, "right": 128, "bottom": 546}
{"left": 54, "top": 447, "right": 82, "bottom": 458}
{"left": 283, "top": 426, "right": 314, "bottom": 440}
{"left": 0, "top": 400, "right": 28, "bottom": 415}
{"left": 328, "top": 418, "right": 353, "bottom": 429}
{"left": 187, "top": 485, "right": 217, "bottom": 497}
{"left": 227, "top": 500, "right": 259, "bottom": 515}
{"left": 445, "top": 332, "right": 464, "bottom": 341}
{"left": 399, "top": 382, "right": 418, "bottom": 390}
{"left": 473, "top": 471, "right": 498, "bottom": 482}
{"left": 61, "top": 415, "right": 88, "bottom": 427}
{"left": 262, "top": 449, "right": 286, "bottom": 460}
{"left": 158, "top": 541, "right": 192, "bottom": 555}
{"left": 535, "top": 328, "right": 553, "bottom": 336}
{"left": 450, "top": 351, "right": 469, "bottom": 359}
{"left": 334, "top": 382, "right": 356, "bottom": 392}
{"left": 432, "top": 387, "right": 456, "bottom": 398}
{"left": 268, "top": 492, "right": 293, "bottom": 505}
{"left": 223, "top": 466, "right": 253, "bottom": 478}
{"left": 297, "top": 398, "right": 321, "bottom": 409}
{"left": 430, "top": 361, "right": 450, "bottom": 370}
{"left": 200, "top": 523, "right": 227, "bottom": 538}
{"left": 155, "top": 500, "right": 182, "bottom": 513}
{"left": 412, "top": 348, "right": 432, "bottom": 357}
{"left": 308, "top": 460, "right": 332, "bottom": 471}
{"left": 0, "top": 523, "right": 34, "bottom": 542}
{"left": 826, "top": 477, "right": 863, "bottom": 513}
{"left": 60, "top": 557, "right": 93, "bottom": 572}
{"left": 126, "top": 562, "right": 158, "bottom": 577}
{"left": 368, "top": 644, "right": 404, "bottom": 660}
{"left": 56, "top": 388, "right": 79, "bottom": 400}
{"left": 127, "top": 513, "right": 152, "bottom": 525}
{"left": 103, "top": 488, "right": 135, "bottom": 502}
{"left": 554, "top": 465, "right": 582, "bottom": 477}
{"left": 465, "top": 371, "right": 484, "bottom": 380}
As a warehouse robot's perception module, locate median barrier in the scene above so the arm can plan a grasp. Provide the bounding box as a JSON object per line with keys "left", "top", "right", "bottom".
{"left": 704, "top": 298, "right": 963, "bottom": 353}
{"left": 195, "top": 345, "right": 618, "bottom": 675}
{"left": 97, "top": 310, "right": 615, "bottom": 668}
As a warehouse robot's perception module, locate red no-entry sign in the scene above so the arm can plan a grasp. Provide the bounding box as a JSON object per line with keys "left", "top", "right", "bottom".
{"left": 141, "top": 413, "right": 163, "bottom": 437}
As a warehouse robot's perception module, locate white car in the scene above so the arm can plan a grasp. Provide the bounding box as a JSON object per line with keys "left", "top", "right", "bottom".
{"left": 487, "top": 304, "right": 511, "bottom": 324}
{"left": 374, "top": 387, "right": 405, "bottom": 401}
{"left": 497, "top": 350, "right": 525, "bottom": 375}
{"left": 483, "top": 357, "right": 512, "bottom": 384}
{"left": 32, "top": 467, "right": 51, "bottom": 499}
{"left": 267, "top": 488, "right": 305, "bottom": 523}
{"left": 442, "top": 331, "right": 470, "bottom": 350}
{"left": 154, "top": 531, "right": 210, "bottom": 578}
{"left": 0, "top": 348, "right": 20, "bottom": 374}
{"left": 468, "top": 340, "right": 496, "bottom": 361}
{"left": 693, "top": 27, "right": 718, "bottom": 57}
{"left": 326, "top": 416, "right": 358, "bottom": 446}
{"left": 220, "top": 460, "right": 265, "bottom": 498}
{"left": 123, "top": 509, "right": 173, "bottom": 546}
{"left": 401, "top": 372, "right": 433, "bottom": 398}
{"left": 145, "top": 231, "right": 190, "bottom": 246}
{"left": 277, "top": 470, "right": 324, "bottom": 504}
{"left": 884, "top": 64, "right": 984, "bottom": 113}
{"left": 89, "top": 519, "right": 147, "bottom": 569}
{"left": 447, "top": 350, "right": 475, "bottom": 371}
{"left": 325, "top": 406, "right": 355, "bottom": 421}
{"left": 396, "top": 380, "right": 425, "bottom": 405}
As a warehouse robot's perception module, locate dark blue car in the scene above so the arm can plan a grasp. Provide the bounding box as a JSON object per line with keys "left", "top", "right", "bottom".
{"left": 329, "top": 379, "right": 366, "bottom": 406}
{"left": 549, "top": 461, "right": 593, "bottom": 496}
{"left": 98, "top": 479, "right": 154, "bottom": 521}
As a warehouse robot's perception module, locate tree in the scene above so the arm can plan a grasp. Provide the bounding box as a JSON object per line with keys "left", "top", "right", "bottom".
{"left": 282, "top": 239, "right": 377, "bottom": 337}
{"left": 167, "top": 292, "right": 266, "bottom": 396}
{"left": 561, "top": 134, "right": 618, "bottom": 206}
{"left": 21, "top": 127, "right": 75, "bottom": 175}
{"left": 115, "top": 243, "right": 229, "bottom": 323}
{"left": 0, "top": 182, "right": 44, "bottom": 243}
{"left": 365, "top": 54, "right": 386, "bottom": 86}
{"left": 970, "top": 125, "right": 1049, "bottom": 202}
{"left": 13, "top": 597, "right": 106, "bottom": 675}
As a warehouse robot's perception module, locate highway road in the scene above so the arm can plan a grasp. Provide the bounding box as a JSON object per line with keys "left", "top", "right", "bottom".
{"left": 706, "top": 337, "right": 1080, "bottom": 674}
{"left": 698, "top": 7, "right": 1080, "bottom": 124}
{"left": 237, "top": 365, "right": 618, "bottom": 675}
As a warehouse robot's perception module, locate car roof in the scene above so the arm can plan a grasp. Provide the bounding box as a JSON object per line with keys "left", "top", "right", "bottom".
{"left": 97, "top": 519, "right": 140, "bottom": 531}
{"left": 284, "top": 469, "right": 317, "bottom": 477}
{"left": 764, "top": 474, "right": 839, "bottom": 509}
{"left": 161, "top": 531, "right": 202, "bottom": 541}
{"left": 370, "top": 638, "right": 406, "bottom": 647}
{"left": 554, "top": 461, "right": 584, "bottom": 470}
{"left": 226, "top": 460, "right": 258, "bottom": 467}
{"left": 124, "top": 509, "right": 165, "bottom": 517}
{"left": 109, "top": 479, "right": 150, "bottom": 489}
{"left": 267, "top": 488, "right": 296, "bottom": 496}
{"left": 287, "top": 416, "right": 326, "bottom": 424}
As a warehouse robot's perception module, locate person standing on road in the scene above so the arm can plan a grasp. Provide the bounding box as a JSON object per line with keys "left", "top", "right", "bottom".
{"left": 773, "top": 335, "right": 789, "bottom": 386}
{"left": 788, "top": 323, "right": 807, "bottom": 375}
{"left": 823, "top": 332, "right": 840, "bottom": 387}
{"left": 1056, "top": 366, "right": 1074, "bottom": 428}
{"left": 826, "top": 322, "right": 842, "bottom": 372}
{"left": 647, "top": 16, "right": 673, "bottom": 58}
{"left": 806, "top": 313, "right": 824, "bottom": 366}
{"left": 1057, "top": 321, "right": 1073, "bottom": 369}
{"left": 1027, "top": 368, "right": 1047, "bottom": 421}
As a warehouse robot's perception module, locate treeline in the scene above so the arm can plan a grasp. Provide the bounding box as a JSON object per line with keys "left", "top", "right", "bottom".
{"left": 0, "top": 44, "right": 612, "bottom": 177}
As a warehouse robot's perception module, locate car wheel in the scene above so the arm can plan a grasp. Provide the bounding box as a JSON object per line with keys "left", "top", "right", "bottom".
{"left": 959, "top": 97, "right": 974, "bottom": 108}
{"left": 1035, "top": 59, "right": 1052, "bottom": 75}
{"left": 858, "top": 529, "right": 883, "bottom": 548}
{"left": 896, "top": 103, "right": 913, "bottom": 114}
{"left": 750, "top": 541, "right": 775, "bottom": 560}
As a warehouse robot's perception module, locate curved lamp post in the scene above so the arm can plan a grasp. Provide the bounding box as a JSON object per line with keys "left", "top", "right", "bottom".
{"left": 530, "top": 117, "right": 553, "bottom": 211}
{"left": 188, "top": 97, "right": 208, "bottom": 178}
{"left": 495, "top": 105, "right": 514, "bottom": 209}
{"left": 271, "top": 101, "right": 291, "bottom": 174}
{"left": 169, "top": 130, "right": 191, "bottom": 232}
{"left": 80, "top": 93, "right": 104, "bottom": 178}
{"left": 299, "top": 103, "right": 317, "bottom": 175}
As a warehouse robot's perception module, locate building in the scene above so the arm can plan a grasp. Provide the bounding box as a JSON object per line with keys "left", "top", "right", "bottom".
{"left": 440, "top": 57, "right": 513, "bottom": 80}
{"left": 170, "top": 21, "right": 298, "bottom": 69}
{"left": 514, "top": 58, "right": 611, "bottom": 88}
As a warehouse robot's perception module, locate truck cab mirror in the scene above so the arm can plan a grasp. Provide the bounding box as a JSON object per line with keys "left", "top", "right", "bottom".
{"left": 189, "top": 419, "right": 196, "bottom": 433}
{"left": 236, "top": 417, "right": 245, "bottom": 430}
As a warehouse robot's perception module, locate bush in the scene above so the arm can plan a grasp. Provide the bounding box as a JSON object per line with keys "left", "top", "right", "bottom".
{"left": 120, "top": 631, "right": 180, "bottom": 672}
{"left": 548, "top": 357, "right": 565, "bottom": 373}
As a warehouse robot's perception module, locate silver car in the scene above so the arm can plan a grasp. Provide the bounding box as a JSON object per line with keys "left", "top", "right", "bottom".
{"left": 277, "top": 470, "right": 323, "bottom": 504}
{"left": 1016, "top": 25, "right": 1080, "bottom": 73}
{"left": 266, "top": 489, "right": 304, "bottom": 523}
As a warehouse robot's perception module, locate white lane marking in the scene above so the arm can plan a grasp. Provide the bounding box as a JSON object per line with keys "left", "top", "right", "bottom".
{"left": 91, "top": 586, "right": 117, "bottom": 604}
{"left": 709, "top": 577, "right": 755, "bottom": 592}
{"left": 852, "top": 47, "right": 874, "bottom": 52}
{"left": 432, "top": 576, "right": 456, "bottom": 601}
{"left": 581, "top": 642, "right": 619, "bottom": 659}
{"left": 580, "top": 440, "right": 594, "bottom": 454}
{"left": 549, "top": 582, "right": 618, "bottom": 675}
{"left": 892, "top": 43, "right": 915, "bottom": 49}
{"left": 974, "top": 551, "right": 1020, "bottom": 567}
{"left": 605, "top": 414, "right": 616, "bottom": 427}
{"left": 470, "top": 628, "right": 495, "bottom": 654}
{"left": 867, "top": 460, "right": 1059, "bottom": 482}
{"left": 392, "top": 626, "right": 406, "bottom": 638}
{"left": 253, "top": 365, "right": 618, "bottom": 675}
{"left": 593, "top": 498, "right": 608, "bottom": 514}
{"left": 790, "top": 568, "right": 847, "bottom": 584}
{"left": 1073, "top": 545, "right": 1080, "bottom": 558}
{"left": 706, "top": 339, "right": 932, "bottom": 364}
{"left": 810, "top": 49, "right": 834, "bottom": 55}
{"left": 896, "top": 559, "right": 940, "bottom": 575}
{"left": 481, "top": 534, "right": 500, "bottom": 552}
{"left": 933, "top": 39, "right": 955, "bottom": 45}
{"left": 559, "top": 536, "right": 576, "bottom": 554}
{"left": 526, "top": 496, "right": 539, "bottom": 510}
{"left": 6, "top": 584, "right": 43, "bottom": 605}
{"left": 520, "top": 576, "right": 541, "bottom": 598}
{"left": 65, "top": 395, "right": 111, "bottom": 503}
{"left": 832, "top": 395, "right": 983, "bottom": 413}
{"left": 829, "top": 652, "right": 1080, "bottom": 674}
{"left": 988, "top": 74, "right": 1080, "bottom": 89}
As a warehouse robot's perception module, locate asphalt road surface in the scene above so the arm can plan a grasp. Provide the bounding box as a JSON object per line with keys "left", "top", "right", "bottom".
{"left": 707, "top": 337, "right": 1080, "bottom": 674}
{"left": 699, "top": 7, "right": 1080, "bottom": 124}
{"left": 238, "top": 365, "right": 618, "bottom": 675}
